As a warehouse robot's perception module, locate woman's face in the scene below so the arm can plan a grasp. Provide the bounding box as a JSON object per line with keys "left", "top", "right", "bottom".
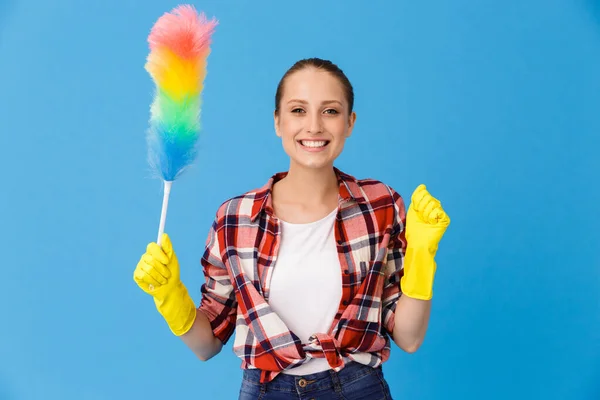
{"left": 274, "top": 67, "right": 356, "bottom": 172}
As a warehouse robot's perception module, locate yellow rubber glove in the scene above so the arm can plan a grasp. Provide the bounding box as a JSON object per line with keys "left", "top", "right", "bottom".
{"left": 401, "top": 184, "right": 451, "bottom": 300}
{"left": 133, "top": 233, "right": 197, "bottom": 336}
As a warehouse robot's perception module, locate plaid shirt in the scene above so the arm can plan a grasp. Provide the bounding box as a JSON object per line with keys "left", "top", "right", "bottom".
{"left": 198, "top": 167, "right": 407, "bottom": 383}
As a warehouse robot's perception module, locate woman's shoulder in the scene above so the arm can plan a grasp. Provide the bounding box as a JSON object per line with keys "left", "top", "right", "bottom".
{"left": 340, "top": 169, "right": 404, "bottom": 203}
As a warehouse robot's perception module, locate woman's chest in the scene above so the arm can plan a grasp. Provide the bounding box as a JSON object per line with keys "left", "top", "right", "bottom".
{"left": 228, "top": 204, "right": 395, "bottom": 297}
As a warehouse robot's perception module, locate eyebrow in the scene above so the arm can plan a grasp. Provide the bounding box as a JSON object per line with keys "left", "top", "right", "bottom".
{"left": 287, "top": 99, "right": 343, "bottom": 106}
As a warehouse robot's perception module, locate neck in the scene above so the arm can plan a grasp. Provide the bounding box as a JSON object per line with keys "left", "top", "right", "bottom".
{"left": 277, "top": 163, "right": 339, "bottom": 205}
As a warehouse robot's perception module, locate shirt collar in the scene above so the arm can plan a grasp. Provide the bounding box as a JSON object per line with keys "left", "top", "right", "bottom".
{"left": 250, "top": 167, "right": 366, "bottom": 222}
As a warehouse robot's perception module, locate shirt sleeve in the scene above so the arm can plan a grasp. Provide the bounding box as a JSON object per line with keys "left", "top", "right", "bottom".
{"left": 197, "top": 214, "right": 238, "bottom": 345}
{"left": 381, "top": 186, "right": 407, "bottom": 335}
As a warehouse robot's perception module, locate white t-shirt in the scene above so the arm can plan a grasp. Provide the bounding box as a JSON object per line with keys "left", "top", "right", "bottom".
{"left": 268, "top": 208, "right": 343, "bottom": 375}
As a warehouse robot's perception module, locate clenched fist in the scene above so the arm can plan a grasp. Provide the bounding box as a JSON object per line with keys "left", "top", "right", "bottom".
{"left": 401, "top": 184, "right": 450, "bottom": 300}
{"left": 133, "top": 233, "right": 197, "bottom": 336}
{"left": 406, "top": 184, "right": 450, "bottom": 254}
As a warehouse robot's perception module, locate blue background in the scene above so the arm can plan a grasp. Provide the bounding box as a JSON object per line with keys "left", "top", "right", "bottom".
{"left": 1, "top": 0, "right": 598, "bottom": 399}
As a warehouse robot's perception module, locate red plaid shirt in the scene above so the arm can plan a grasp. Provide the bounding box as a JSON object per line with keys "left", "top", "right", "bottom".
{"left": 198, "top": 167, "right": 407, "bottom": 383}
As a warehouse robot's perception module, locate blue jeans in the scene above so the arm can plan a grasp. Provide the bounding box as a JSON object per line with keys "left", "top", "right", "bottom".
{"left": 238, "top": 362, "right": 393, "bottom": 399}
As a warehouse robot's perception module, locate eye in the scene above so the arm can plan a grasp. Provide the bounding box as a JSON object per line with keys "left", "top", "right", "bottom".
{"left": 291, "top": 108, "right": 305, "bottom": 113}
{"left": 324, "top": 109, "right": 339, "bottom": 114}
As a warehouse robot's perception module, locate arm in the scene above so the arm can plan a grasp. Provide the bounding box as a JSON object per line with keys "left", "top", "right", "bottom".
{"left": 392, "top": 289, "right": 431, "bottom": 353}
{"left": 133, "top": 213, "right": 237, "bottom": 362}
{"left": 180, "top": 309, "right": 223, "bottom": 361}
{"left": 382, "top": 185, "right": 449, "bottom": 353}
{"left": 133, "top": 233, "right": 222, "bottom": 359}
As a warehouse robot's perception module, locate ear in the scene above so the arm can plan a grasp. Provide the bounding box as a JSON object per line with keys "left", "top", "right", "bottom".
{"left": 345, "top": 111, "right": 357, "bottom": 138}
{"left": 274, "top": 111, "right": 282, "bottom": 137}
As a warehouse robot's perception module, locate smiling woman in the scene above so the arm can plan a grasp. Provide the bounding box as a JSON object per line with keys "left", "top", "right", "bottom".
{"left": 133, "top": 57, "right": 451, "bottom": 399}
{"left": 275, "top": 59, "right": 355, "bottom": 174}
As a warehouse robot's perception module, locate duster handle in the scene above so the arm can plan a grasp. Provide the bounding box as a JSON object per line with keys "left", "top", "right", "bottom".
{"left": 157, "top": 180, "right": 173, "bottom": 246}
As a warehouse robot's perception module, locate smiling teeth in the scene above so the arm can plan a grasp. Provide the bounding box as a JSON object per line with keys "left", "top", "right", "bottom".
{"left": 301, "top": 140, "right": 327, "bottom": 148}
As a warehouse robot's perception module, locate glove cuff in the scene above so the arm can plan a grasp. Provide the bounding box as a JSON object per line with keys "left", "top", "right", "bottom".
{"left": 154, "top": 282, "right": 197, "bottom": 336}
{"left": 400, "top": 246, "right": 437, "bottom": 300}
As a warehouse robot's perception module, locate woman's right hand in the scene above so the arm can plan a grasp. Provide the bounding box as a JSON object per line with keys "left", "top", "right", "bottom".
{"left": 133, "top": 233, "right": 197, "bottom": 336}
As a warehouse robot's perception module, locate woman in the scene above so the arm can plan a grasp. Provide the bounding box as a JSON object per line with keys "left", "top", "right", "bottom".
{"left": 133, "top": 58, "right": 451, "bottom": 399}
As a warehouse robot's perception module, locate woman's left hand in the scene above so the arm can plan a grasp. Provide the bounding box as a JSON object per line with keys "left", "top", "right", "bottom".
{"left": 405, "top": 184, "right": 450, "bottom": 254}
{"left": 400, "top": 184, "right": 450, "bottom": 300}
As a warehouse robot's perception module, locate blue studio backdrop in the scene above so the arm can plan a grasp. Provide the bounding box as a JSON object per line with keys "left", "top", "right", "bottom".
{"left": 0, "top": 0, "right": 598, "bottom": 399}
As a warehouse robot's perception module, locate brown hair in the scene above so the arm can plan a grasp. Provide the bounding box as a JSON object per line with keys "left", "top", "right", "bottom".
{"left": 274, "top": 58, "right": 354, "bottom": 115}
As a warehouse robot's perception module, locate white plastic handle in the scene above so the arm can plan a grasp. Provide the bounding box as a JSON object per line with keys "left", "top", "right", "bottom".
{"left": 157, "top": 180, "right": 173, "bottom": 246}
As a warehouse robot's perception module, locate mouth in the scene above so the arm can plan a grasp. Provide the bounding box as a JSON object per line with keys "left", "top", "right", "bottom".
{"left": 297, "top": 139, "right": 330, "bottom": 149}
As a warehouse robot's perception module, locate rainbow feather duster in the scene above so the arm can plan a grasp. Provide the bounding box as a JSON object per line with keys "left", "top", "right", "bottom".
{"left": 145, "top": 5, "right": 217, "bottom": 244}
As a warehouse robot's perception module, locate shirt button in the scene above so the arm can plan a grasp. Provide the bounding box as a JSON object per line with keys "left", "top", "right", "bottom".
{"left": 343, "top": 300, "right": 348, "bottom": 305}
{"left": 344, "top": 269, "right": 349, "bottom": 274}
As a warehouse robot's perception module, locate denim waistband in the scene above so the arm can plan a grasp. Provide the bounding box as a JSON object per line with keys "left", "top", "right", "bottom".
{"left": 242, "top": 361, "right": 382, "bottom": 393}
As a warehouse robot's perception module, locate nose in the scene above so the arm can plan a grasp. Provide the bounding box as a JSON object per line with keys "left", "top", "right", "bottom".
{"left": 307, "top": 112, "right": 323, "bottom": 134}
